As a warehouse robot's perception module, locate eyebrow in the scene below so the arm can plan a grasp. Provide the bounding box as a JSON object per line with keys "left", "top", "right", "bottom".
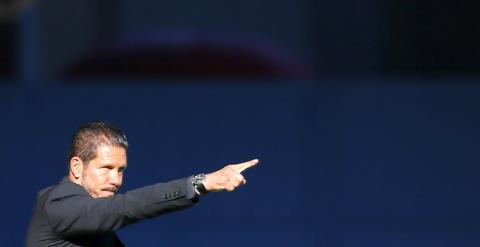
{"left": 99, "top": 163, "right": 127, "bottom": 169}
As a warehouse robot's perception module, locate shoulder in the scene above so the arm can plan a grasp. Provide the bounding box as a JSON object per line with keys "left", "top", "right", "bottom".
{"left": 46, "top": 177, "right": 90, "bottom": 202}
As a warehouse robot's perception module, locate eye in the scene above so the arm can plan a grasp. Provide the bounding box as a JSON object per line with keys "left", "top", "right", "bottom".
{"left": 99, "top": 166, "right": 112, "bottom": 173}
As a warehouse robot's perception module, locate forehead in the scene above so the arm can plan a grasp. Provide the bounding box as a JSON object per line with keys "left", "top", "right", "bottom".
{"left": 94, "top": 144, "right": 127, "bottom": 166}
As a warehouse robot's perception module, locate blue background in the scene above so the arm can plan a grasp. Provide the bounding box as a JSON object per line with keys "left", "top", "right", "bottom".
{"left": 1, "top": 80, "right": 480, "bottom": 246}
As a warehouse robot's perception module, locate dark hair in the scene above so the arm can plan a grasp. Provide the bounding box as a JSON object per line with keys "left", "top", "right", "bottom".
{"left": 68, "top": 121, "right": 128, "bottom": 164}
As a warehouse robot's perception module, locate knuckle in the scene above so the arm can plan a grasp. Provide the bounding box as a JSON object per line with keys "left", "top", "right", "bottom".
{"left": 234, "top": 179, "right": 241, "bottom": 186}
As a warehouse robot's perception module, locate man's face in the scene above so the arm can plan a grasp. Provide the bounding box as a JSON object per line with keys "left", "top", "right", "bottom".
{"left": 80, "top": 144, "right": 127, "bottom": 198}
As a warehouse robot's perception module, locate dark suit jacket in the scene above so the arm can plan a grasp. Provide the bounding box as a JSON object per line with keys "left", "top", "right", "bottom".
{"left": 26, "top": 176, "right": 198, "bottom": 246}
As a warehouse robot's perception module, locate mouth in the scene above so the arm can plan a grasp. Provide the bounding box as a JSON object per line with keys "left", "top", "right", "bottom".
{"left": 102, "top": 188, "right": 117, "bottom": 194}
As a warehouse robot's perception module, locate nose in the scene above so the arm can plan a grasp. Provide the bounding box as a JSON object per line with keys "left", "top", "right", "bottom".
{"left": 109, "top": 171, "right": 122, "bottom": 188}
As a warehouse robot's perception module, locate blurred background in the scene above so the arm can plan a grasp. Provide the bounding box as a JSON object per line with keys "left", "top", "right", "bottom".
{"left": 1, "top": 1, "right": 480, "bottom": 246}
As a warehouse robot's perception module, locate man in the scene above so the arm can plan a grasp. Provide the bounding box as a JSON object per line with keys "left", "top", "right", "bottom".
{"left": 26, "top": 121, "right": 258, "bottom": 246}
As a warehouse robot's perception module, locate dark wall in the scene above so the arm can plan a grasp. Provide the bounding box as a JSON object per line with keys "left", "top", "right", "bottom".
{"left": 117, "top": 0, "right": 314, "bottom": 64}
{"left": 0, "top": 21, "right": 16, "bottom": 78}
{"left": 13, "top": 1, "right": 480, "bottom": 80}
{"left": 384, "top": 1, "right": 480, "bottom": 74}
{"left": 1, "top": 79, "right": 480, "bottom": 246}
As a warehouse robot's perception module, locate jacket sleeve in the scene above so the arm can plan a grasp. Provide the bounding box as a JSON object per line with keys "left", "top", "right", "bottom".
{"left": 45, "top": 177, "right": 198, "bottom": 238}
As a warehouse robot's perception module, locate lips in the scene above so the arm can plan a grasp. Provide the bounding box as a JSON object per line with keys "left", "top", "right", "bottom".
{"left": 102, "top": 188, "right": 117, "bottom": 194}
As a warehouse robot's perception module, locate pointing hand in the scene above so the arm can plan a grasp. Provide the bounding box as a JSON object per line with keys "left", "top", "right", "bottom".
{"left": 203, "top": 159, "right": 259, "bottom": 192}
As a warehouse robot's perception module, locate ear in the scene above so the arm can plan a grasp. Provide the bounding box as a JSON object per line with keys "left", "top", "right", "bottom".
{"left": 69, "top": 157, "right": 84, "bottom": 180}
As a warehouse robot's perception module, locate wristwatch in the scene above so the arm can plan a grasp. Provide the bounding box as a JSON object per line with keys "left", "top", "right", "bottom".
{"left": 192, "top": 173, "right": 209, "bottom": 195}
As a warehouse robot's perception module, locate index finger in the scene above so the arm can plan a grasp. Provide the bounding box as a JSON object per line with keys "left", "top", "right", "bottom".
{"left": 232, "top": 159, "right": 259, "bottom": 173}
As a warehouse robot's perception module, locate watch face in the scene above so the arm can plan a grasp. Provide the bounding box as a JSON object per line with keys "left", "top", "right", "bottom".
{"left": 193, "top": 174, "right": 209, "bottom": 195}
{"left": 193, "top": 174, "right": 205, "bottom": 185}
